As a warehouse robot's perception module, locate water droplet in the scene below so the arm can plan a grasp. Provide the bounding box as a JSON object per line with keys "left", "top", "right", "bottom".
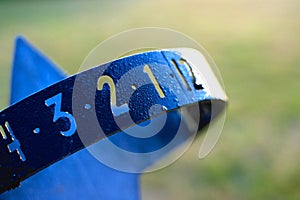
{"left": 33, "top": 128, "right": 40, "bottom": 134}
{"left": 85, "top": 104, "right": 91, "bottom": 110}
{"left": 162, "top": 106, "right": 167, "bottom": 111}
{"left": 131, "top": 84, "right": 137, "bottom": 90}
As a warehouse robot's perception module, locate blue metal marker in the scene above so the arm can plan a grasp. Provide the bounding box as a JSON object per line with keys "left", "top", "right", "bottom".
{"left": 2, "top": 37, "right": 140, "bottom": 200}
{"left": 0, "top": 37, "right": 227, "bottom": 199}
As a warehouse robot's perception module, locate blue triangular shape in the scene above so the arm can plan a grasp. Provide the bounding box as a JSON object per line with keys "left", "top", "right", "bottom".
{"left": 10, "top": 36, "right": 66, "bottom": 105}
{"left": 3, "top": 36, "right": 140, "bottom": 200}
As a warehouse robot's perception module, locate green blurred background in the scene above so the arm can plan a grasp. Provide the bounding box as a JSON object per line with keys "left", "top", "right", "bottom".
{"left": 0, "top": 0, "right": 299, "bottom": 199}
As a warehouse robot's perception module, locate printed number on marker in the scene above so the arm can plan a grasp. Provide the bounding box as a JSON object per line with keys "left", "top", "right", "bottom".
{"left": 45, "top": 93, "right": 77, "bottom": 137}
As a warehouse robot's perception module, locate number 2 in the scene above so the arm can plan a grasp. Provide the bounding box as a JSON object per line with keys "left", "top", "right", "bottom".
{"left": 45, "top": 93, "right": 77, "bottom": 137}
{"left": 97, "top": 75, "right": 129, "bottom": 116}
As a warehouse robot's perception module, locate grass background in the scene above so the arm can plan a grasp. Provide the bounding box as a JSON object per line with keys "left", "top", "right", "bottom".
{"left": 0, "top": 0, "right": 300, "bottom": 199}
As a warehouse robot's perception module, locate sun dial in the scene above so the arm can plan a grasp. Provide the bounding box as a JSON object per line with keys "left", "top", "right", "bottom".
{"left": 0, "top": 36, "right": 227, "bottom": 199}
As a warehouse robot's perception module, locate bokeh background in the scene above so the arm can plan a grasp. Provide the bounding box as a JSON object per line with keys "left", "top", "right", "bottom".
{"left": 0, "top": 0, "right": 299, "bottom": 199}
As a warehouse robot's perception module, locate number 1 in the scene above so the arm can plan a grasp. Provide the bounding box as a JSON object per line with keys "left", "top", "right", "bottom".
{"left": 143, "top": 64, "right": 165, "bottom": 98}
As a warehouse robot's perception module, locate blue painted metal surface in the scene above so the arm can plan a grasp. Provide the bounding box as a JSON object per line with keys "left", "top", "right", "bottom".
{"left": 2, "top": 37, "right": 140, "bottom": 200}
{"left": 0, "top": 37, "right": 226, "bottom": 199}
{"left": 10, "top": 37, "right": 66, "bottom": 105}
